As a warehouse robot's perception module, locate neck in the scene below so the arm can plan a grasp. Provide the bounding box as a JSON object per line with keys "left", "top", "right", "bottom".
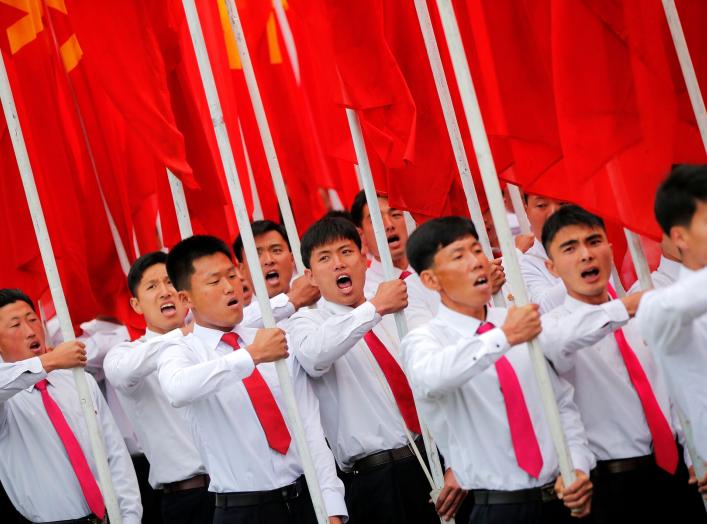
{"left": 194, "top": 318, "right": 236, "bottom": 333}
{"left": 567, "top": 288, "right": 609, "bottom": 306}
{"left": 441, "top": 294, "right": 487, "bottom": 320}
{"left": 680, "top": 253, "right": 704, "bottom": 271}
{"left": 374, "top": 255, "right": 409, "bottom": 271}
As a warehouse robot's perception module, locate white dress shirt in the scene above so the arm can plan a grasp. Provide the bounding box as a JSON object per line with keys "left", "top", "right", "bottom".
{"left": 0, "top": 359, "right": 141, "bottom": 523}
{"left": 400, "top": 304, "right": 595, "bottom": 491}
{"left": 628, "top": 256, "right": 682, "bottom": 294}
{"left": 364, "top": 258, "right": 440, "bottom": 330}
{"left": 289, "top": 299, "right": 414, "bottom": 470}
{"left": 520, "top": 238, "right": 567, "bottom": 313}
{"left": 241, "top": 293, "right": 296, "bottom": 328}
{"left": 104, "top": 328, "right": 207, "bottom": 489}
{"left": 156, "top": 323, "right": 346, "bottom": 518}
{"left": 541, "top": 296, "right": 678, "bottom": 460}
{"left": 637, "top": 265, "right": 707, "bottom": 458}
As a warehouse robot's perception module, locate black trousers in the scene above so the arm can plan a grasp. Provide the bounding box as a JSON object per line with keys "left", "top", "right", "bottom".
{"left": 590, "top": 453, "right": 707, "bottom": 524}
{"left": 342, "top": 454, "right": 441, "bottom": 524}
{"left": 162, "top": 487, "right": 215, "bottom": 524}
{"left": 0, "top": 479, "right": 28, "bottom": 523}
{"left": 132, "top": 454, "right": 163, "bottom": 524}
{"left": 468, "top": 499, "right": 574, "bottom": 524}
{"left": 212, "top": 489, "right": 317, "bottom": 524}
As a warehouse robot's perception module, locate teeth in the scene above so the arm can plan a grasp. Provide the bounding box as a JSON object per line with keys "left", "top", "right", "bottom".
{"left": 160, "top": 303, "right": 175, "bottom": 311}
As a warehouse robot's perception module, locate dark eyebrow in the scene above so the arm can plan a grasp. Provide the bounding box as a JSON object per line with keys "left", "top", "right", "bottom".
{"left": 586, "top": 233, "right": 603, "bottom": 242}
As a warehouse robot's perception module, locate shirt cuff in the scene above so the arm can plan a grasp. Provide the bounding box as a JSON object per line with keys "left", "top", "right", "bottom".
{"left": 28, "top": 356, "right": 46, "bottom": 374}
{"left": 603, "top": 299, "right": 630, "bottom": 323}
{"left": 358, "top": 301, "right": 381, "bottom": 324}
{"left": 478, "top": 328, "right": 510, "bottom": 353}
{"left": 570, "top": 450, "right": 596, "bottom": 479}
{"left": 322, "top": 489, "right": 349, "bottom": 522}
{"left": 225, "top": 348, "right": 256, "bottom": 379}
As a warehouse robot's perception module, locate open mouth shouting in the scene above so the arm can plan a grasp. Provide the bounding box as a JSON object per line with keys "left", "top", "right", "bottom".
{"left": 335, "top": 273, "right": 353, "bottom": 293}
{"left": 580, "top": 266, "right": 601, "bottom": 284}
{"left": 265, "top": 270, "right": 280, "bottom": 286}
{"left": 387, "top": 234, "right": 401, "bottom": 250}
{"left": 473, "top": 275, "right": 489, "bottom": 287}
{"left": 226, "top": 297, "right": 240, "bottom": 310}
{"left": 160, "top": 302, "right": 178, "bottom": 318}
{"left": 28, "top": 340, "right": 42, "bottom": 355}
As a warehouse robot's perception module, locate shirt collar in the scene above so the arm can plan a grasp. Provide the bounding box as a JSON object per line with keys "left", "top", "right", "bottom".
{"left": 678, "top": 264, "right": 698, "bottom": 280}
{"left": 526, "top": 238, "right": 549, "bottom": 261}
{"left": 193, "top": 322, "right": 251, "bottom": 350}
{"left": 436, "top": 303, "right": 486, "bottom": 337}
{"left": 367, "top": 258, "right": 413, "bottom": 279}
{"left": 144, "top": 328, "right": 160, "bottom": 340}
{"left": 320, "top": 297, "right": 359, "bottom": 316}
{"left": 657, "top": 256, "right": 682, "bottom": 282}
{"left": 562, "top": 292, "right": 608, "bottom": 313}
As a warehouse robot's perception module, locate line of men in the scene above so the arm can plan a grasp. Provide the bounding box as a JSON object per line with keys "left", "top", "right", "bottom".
{"left": 0, "top": 164, "right": 706, "bottom": 524}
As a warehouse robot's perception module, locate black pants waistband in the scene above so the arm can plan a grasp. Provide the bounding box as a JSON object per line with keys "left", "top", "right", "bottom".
{"left": 349, "top": 437, "right": 425, "bottom": 474}
{"left": 38, "top": 516, "right": 100, "bottom": 524}
{"left": 215, "top": 475, "right": 307, "bottom": 508}
{"left": 593, "top": 454, "right": 656, "bottom": 477}
{"left": 472, "top": 482, "right": 558, "bottom": 505}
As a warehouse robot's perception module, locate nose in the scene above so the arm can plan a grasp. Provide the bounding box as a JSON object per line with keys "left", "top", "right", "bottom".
{"left": 158, "top": 281, "right": 172, "bottom": 298}
{"left": 261, "top": 250, "right": 275, "bottom": 267}
{"left": 578, "top": 243, "right": 593, "bottom": 260}
{"left": 382, "top": 212, "right": 395, "bottom": 233}
{"left": 22, "top": 320, "right": 36, "bottom": 339}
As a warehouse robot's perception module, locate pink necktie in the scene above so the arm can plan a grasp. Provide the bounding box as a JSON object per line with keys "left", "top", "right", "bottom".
{"left": 607, "top": 285, "right": 678, "bottom": 473}
{"left": 34, "top": 379, "right": 106, "bottom": 519}
{"left": 363, "top": 330, "right": 422, "bottom": 434}
{"left": 221, "top": 332, "right": 292, "bottom": 454}
{"left": 477, "top": 322, "right": 544, "bottom": 478}
{"left": 399, "top": 270, "right": 412, "bottom": 280}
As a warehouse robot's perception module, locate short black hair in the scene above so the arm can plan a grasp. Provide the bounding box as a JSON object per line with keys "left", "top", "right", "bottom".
{"left": 406, "top": 216, "right": 478, "bottom": 274}
{"left": 0, "top": 289, "right": 35, "bottom": 312}
{"left": 541, "top": 205, "right": 605, "bottom": 253}
{"left": 127, "top": 251, "right": 168, "bottom": 297}
{"left": 301, "top": 217, "right": 362, "bottom": 269}
{"left": 167, "top": 235, "right": 233, "bottom": 291}
{"left": 233, "top": 220, "right": 291, "bottom": 263}
{"left": 321, "top": 209, "right": 355, "bottom": 224}
{"left": 654, "top": 164, "right": 707, "bottom": 236}
{"left": 350, "top": 190, "right": 368, "bottom": 227}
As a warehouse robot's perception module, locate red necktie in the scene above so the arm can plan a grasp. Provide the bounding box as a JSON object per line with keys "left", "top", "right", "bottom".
{"left": 363, "top": 330, "right": 421, "bottom": 434}
{"left": 221, "top": 332, "right": 292, "bottom": 454}
{"left": 34, "top": 379, "right": 106, "bottom": 519}
{"left": 399, "top": 270, "right": 412, "bottom": 280}
{"left": 477, "top": 322, "right": 544, "bottom": 478}
{"left": 606, "top": 285, "right": 678, "bottom": 473}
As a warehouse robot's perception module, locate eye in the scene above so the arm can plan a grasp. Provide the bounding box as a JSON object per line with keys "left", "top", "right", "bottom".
{"left": 208, "top": 280, "right": 219, "bottom": 286}
{"left": 147, "top": 283, "right": 156, "bottom": 290}
{"left": 273, "top": 247, "right": 282, "bottom": 254}
{"left": 10, "top": 323, "right": 19, "bottom": 328}
{"left": 318, "top": 255, "right": 329, "bottom": 263}
{"left": 342, "top": 249, "right": 352, "bottom": 255}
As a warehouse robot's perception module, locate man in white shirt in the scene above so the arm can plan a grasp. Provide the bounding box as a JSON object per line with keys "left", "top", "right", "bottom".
{"left": 157, "top": 235, "right": 347, "bottom": 524}
{"left": 233, "top": 220, "right": 320, "bottom": 327}
{"left": 104, "top": 251, "right": 213, "bottom": 523}
{"left": 401, "top": 216, "right": 594, "bottom": 524}
{"left": 638, "top": 164, "right": 707, "bottom": 502}
{"left": 0, "top": 288, "right": 142, "bottom": 523}
{"left": 519, "top": 193, "right": 569, "bottom": 312}
{"left": 540, "top": 205, "right": 705, "bottom": 522}
{"left": 290, "top": 216, "right": 466, "bottom": 523}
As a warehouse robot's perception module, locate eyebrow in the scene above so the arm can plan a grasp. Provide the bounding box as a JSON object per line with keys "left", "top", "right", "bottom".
{"left": 558, "top": 239, "right": 579, "bottom": 249}
{"left": 586, "top": 233, "right": 603, "bottom": 242}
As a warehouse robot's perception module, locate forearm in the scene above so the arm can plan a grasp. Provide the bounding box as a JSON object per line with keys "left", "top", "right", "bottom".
{"left": 0, "top": 358, "right": 46, "bottom": 402}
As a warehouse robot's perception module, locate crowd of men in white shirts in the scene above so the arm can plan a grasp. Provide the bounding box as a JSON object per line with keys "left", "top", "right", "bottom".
{"left": 0, "top": 164, "right": 706, "bottom": 524}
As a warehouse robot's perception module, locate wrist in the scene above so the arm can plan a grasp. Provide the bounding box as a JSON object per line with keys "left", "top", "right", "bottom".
{"left": 38, "top": 353, "right": 56, "bottom": 373}
{"left": 245, "top": 345, "right": 262, "bottom": 365}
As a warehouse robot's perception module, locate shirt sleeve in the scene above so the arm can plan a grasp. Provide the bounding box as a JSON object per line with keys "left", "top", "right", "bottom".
{"left": 290, "top": 302, "right": 380, "bottom": 377}
{"left": 548, "top": 369, "right": 596, "bottom": 476}
{"left": 539, "top": 300, "right": 630, "bottom": 374}
{"left": 241, "top": 294, "right": 296, "bottom": 328}
{"left": 290, "top": 359, "right": 348, "bottom": 520}
{"left": 156, "top": 337, "right": 255, "bottom": 408}
{"left": 0, "top": 357, "right": 46, "bottom": 402}
{"left": 401, "top": 326, "right": 510, "bottom": 399}
{"left": 104, "top": 330, "right": 182, "bottom": 393}
{"left": 637, "top": 267, "right": 707, "bottom": 355}
{"left": 89, "top": 374, "right": 142, "bottom": 524}
{"left": 520, "top": 256, "right": 566, "bottom": 313}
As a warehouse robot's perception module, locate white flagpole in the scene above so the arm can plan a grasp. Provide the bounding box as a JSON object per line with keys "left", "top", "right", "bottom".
{"left": 507, "top": 183, "right": 532, "bottom": 235}
{"left": 238, "top": 119, "right": 264, "bottom": 221}
{"left": 0, "top": 55, "right": 123, "bottom": 523}
{"left": 223, "top": 0, "right": 305, "bottom": 273}
{"left": 179, "top": 2, "right": 328, "bottom": 521}
{"left": 662, "top": 0, "right": 707, "bottom": 151}
{"left": 167, "top": 168, "right": 194, "bottom": 239}
{"left": 434, "top": 0, "right": 576, "bottom": 486}
{"left": 345, "top": 106, "right": 448, "bottom": 522}
{"left": 624, "top": 228, "right": 707, "bottom": 511}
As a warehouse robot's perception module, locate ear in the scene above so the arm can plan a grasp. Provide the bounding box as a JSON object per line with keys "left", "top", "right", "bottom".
{"left": 669, "top": 225, "right": 689, "bottom": 253}
{"left": 129, "top": 296, "right": 143, "bottom": 315}
{"left": 419, "top": 268, "right": 441, "bottom": 292}
{"left": 545, "top": 258, "right": 561, "bottom": 279}
{"left": 304, "top": 268, "right": 319, "bottom": 289}
{"left": 178, "top": 290, "right": 193, "bottom": 310}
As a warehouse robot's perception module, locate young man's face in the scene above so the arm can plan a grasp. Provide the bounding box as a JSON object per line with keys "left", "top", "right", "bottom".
{"left": 180, "top": 253, "right": 244, "bottom": 332}
{"left": 546, "top": 225, "right": 612, "bottom": 303}
{"left": 236, "top": 265, "right": 254, "bottom": 306}
{"left": 0, "top": 301, "right": 47, "bottom": 363}
{"left": 420, "top": 235, "right": 492, "bottom": 311}
{"left": 526, "top": 195, "right": 566, "bottom": 240}
{"left": 131, "top": 263, "right": 187, "bottom": 334}
{"left": 246, "top": 230, "right": 295, "bottom": 298}
{"left": 360, "top": 197, "right": 409, "bottom": 265}
{"left": 671, "top": 200, "right": 707, "bottom": 270}
{"left": 306, "top": 238, "right": 367, "bottom": 307}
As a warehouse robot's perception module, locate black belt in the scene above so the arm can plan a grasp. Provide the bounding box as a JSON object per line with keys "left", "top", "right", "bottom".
{"left": 350, "top": 438, "right": 424, "bottom": 475}
{"left": 594, "top": 454, "right": 655, "bottom": 476}
{"left": 215, "top": 475, "right": 307, "bottom": 508}
{"left": 38, "top": 516, "right": 101, "bottom": 524}
{"left": 472, "top": 482, "right": 558, "bottom": 505}
{"left": 163, "top": 473, "right": 210, "bottom": 494}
